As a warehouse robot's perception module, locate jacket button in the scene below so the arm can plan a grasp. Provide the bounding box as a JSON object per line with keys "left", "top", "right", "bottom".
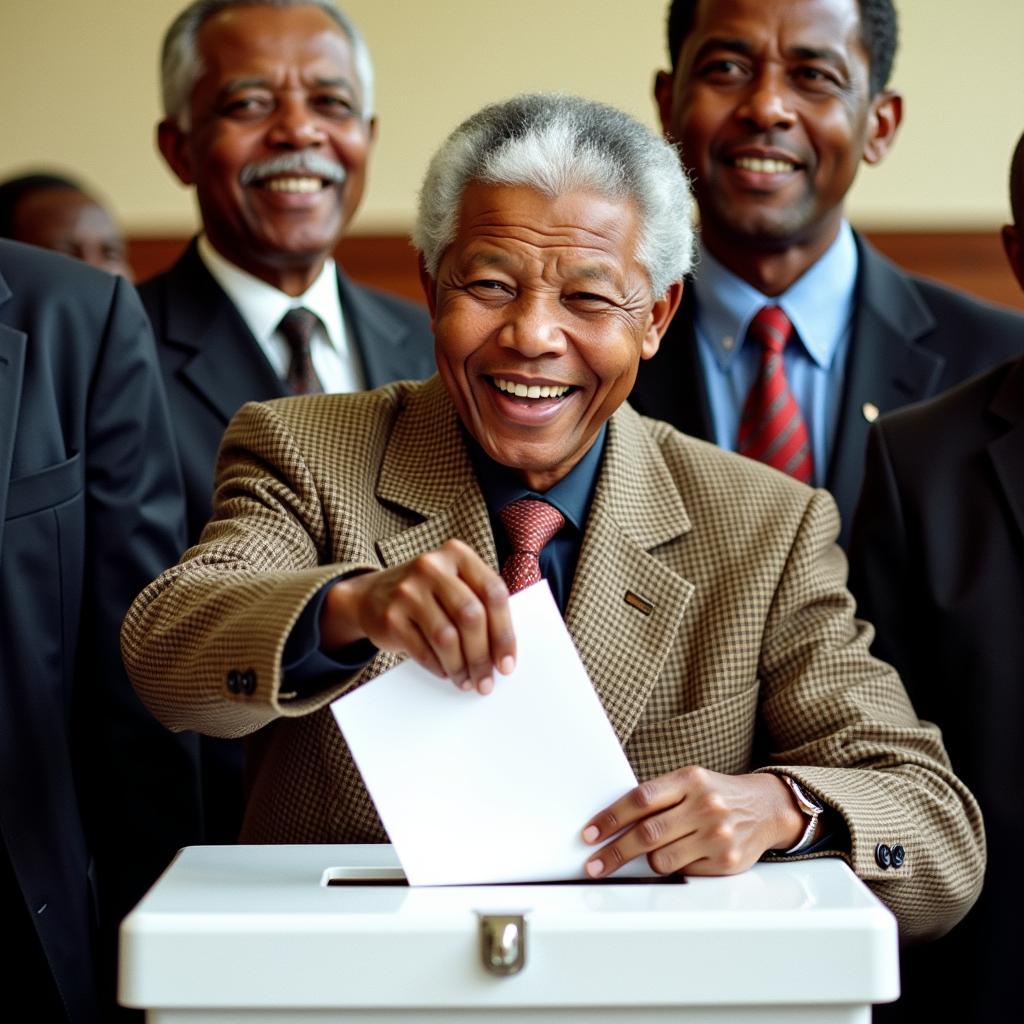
{"left": 891, "top": 844, "right": 905, "bottom": 869}
{"left": 240, "top": 669, "right": 257, "bottom": 695}
{"left": 875, "top": 843, "right": 892, "bottom": 869}
{"left": 226, "top": 670, "right": 241, "bottom": 694}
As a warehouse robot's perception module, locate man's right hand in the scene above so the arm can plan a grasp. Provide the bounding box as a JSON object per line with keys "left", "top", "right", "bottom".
{"left": 319, "top": 540, "right": 515, "bottom": 694}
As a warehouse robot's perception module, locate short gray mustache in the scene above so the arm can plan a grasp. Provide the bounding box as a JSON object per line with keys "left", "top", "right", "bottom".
{"left": 240, "top": 153, "right": 347, "bottom": 186}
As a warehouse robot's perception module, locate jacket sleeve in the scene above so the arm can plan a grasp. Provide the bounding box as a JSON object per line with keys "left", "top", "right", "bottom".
{"left": 754, "top": 487, "right": 985, "bottom": 942}
{"left": 122, "top": 398, "right": 378, "bottom": 739}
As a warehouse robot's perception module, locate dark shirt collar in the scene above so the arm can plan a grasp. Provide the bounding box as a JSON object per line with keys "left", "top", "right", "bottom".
{"left": 467, "top": 425, "right": 607, "bottom": 531}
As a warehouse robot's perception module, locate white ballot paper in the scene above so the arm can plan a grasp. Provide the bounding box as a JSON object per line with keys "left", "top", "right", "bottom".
{"left": 331, "top": 581, "right": 655, "bottom": 886}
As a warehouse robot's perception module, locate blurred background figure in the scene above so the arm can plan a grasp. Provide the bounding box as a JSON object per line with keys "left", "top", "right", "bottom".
{"left": 848, "top": 129, "right": 1024, "bottom": 1021}
{"left": 0, "top": 171, "right": 132, "bottom": 278}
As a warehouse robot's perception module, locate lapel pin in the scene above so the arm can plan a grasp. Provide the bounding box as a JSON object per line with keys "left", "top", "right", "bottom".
{"left": 624, "top": 591, "right": 653, "bottom": 616}
{"left": 862, "top": 402, "right": 880, "bottom": 423}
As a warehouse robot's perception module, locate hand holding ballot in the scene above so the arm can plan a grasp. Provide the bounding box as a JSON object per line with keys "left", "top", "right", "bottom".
{"left": 320, "top": 540, "right": 515, "bottom": 695}
{"left": 583, "top": 767, "right": 806, "bottom": 879}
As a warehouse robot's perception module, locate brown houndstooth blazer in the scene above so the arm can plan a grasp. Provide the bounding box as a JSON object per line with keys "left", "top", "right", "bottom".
{"left": 122, "top": 375, "right": 984, "bottom": 940}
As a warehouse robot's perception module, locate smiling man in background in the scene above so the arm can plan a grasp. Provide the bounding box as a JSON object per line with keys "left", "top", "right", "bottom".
{"left": 141, "top": 0, "right": 434, "bottom": 842}
{"left": 631, "top": 0, "right": 1024, "bottom": 545}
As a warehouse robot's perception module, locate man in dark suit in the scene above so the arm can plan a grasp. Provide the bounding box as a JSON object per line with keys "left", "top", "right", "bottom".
{"left": 847, "top": 130, "right": 1024, "bottom": 1022}
{"left": 143, "top": 0, "right": 435, "bottom": 544}
{"left": 631, "top": 0, "right": 1024, "bottom": 546}
{"left": 142, "top": 0, "right": 434, "bottom": 841}
{"left": 0, "top": 239, "right": 201, "bottom": 1021}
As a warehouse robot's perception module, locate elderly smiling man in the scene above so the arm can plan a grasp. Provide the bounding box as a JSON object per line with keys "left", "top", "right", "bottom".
{"left": 123, "top": 94, "right": 983, "bottom": 940}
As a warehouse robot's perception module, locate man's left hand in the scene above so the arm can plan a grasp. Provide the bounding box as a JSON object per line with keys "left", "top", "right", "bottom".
{"left": 581, "top": 766, "right": 805, "bottom": 878}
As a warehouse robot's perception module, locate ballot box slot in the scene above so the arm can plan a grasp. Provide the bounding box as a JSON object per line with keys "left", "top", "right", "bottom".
{"left": 322, "top": 865, "right": 409, "bottom": 886}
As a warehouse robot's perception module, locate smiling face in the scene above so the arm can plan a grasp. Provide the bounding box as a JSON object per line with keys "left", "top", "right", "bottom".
{"left": 158, "top": 3, "right": 374, "bottom": 294}
{"left": 423, "top": 183, "right": 681, "bottom": 491}
{"left": 656, "top": 0, "right": 899, "bottom": 268}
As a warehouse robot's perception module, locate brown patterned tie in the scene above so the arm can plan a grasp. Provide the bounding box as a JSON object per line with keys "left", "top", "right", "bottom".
{"left": 278, "top": 307, "right": 325, "bottom": 395}
{"left": 499, "top": 499, "right": 565, "bottom": 594}
{"left": 736, "top": 306, "right": 813, "bottom": 483}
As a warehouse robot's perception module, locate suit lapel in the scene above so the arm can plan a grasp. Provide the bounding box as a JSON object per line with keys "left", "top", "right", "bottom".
{"left": 565, "top": 406, "right": 694, "bottom": 745}
{"left": 987, "top": 358, "right": 1024, "bottom": 548}
{"left": 630, "top": 285, "right": 713, "bottom": 440}
{"left": 161, "top": 242, "right": 285, "bottom": 425}
{"left": 0, "top": 273, "right": 26, "bottom": 559}
{"left": 828, "top": 236, "right": 945, "bottom": 530}
{"left": 339, "top": 271, "right": 418, "bottom": 390}
{"left": 375, "top": 377, "right": 497, "bottom": 570}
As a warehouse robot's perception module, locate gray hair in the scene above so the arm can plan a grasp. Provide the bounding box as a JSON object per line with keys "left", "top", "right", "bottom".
{"left": 413, "top": 94, "right": 695, "bottom": 299}
{"left": 161, "top": 0, "right": 374, "bottom": 130}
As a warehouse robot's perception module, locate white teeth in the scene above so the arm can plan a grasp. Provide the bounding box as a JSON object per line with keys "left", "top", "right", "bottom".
{"left": 264, "top": 177, "right": 323, "bottom": 193}
{"left": 734, "top": 157, "right": 795, "bottom": 174}
{"left": 493, "top": 377, "right": 570, "bottom": 399}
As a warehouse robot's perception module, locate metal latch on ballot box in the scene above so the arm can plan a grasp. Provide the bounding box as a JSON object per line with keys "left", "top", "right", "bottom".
{"left": 478, "top": 913, "right": 527, "bottom": 976}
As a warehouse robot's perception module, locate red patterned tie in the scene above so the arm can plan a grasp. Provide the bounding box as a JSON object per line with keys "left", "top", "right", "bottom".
{"left": 278, "top": 307, "right": 325, "bottom": 395}
{"left": 737, "top": 306, "right": 813, "bottom": 484}
{"left": 499, "top": 499, "right": 565, "bottom": 594}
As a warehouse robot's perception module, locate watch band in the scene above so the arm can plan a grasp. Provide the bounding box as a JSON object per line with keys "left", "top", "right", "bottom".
{"left": 778, "top": 775, "right": 825, "bottom": 854}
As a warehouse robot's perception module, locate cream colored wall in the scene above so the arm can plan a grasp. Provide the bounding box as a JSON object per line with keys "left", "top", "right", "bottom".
{"left": 1, "top": 0, "right": 1021, "bottom": 235}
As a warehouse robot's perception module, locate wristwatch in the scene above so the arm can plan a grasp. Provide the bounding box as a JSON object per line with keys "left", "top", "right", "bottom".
{"left": 778, "top": 775, "right": 825, "bottom": 854}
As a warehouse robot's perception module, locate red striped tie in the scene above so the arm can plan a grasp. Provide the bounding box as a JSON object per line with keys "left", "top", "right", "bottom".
{"left": 499, "top": 499, "right": 565, "bottom": 594}
{"left": 736, "top": 306, "right": 814, "bottom": 484}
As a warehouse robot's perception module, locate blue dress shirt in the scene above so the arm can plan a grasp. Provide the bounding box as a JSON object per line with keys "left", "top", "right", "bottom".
{"left": 693, "top": 223, "right": 859, "bottom": 486}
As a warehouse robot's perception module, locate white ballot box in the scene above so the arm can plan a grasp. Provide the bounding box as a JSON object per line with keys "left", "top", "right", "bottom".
{"left": 120, "top": 844, "right": 899, "bottom": 1023}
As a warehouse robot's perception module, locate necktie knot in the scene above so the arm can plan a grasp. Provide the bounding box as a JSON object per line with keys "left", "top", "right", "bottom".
{"left": 278, "top": 307, "right": 324, "bottom": 395}
{"left": 499, "top": 499, "right": 565, "bottom": 594}
{"left": 748, "top": 305, "right": 793, "bottom": 356}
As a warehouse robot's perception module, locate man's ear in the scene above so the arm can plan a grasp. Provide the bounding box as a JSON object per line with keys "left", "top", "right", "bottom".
{"left": 417, "top": 254, "right": 438, "bottom": 317}
{"left": 862, "top": 91, "right": 903, "bottom": 166}
{"left": 642, "top": 280, "right": 684, "bottom": 360}
{"left": 156, "top": 118, "right": 195, "bottom": 186}
{"left": 366, "top": 114, "right": 379, "bottom": 146}
{"left": 1001, "top": 224, "right": 1024, "bottom": 293}
{"left": 653, "top": 69, "right": 676, "bottom": 138}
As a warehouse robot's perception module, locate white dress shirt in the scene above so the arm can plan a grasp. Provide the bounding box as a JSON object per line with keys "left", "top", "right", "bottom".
{"left": 197, "top": 235, "right": 365, "bottom": 393}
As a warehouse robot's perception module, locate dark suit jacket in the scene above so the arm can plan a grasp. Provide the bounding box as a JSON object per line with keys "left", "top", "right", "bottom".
{"left": 630, "top": 233, "right": 1024, "bottom": 547}
{"left": 0, "top": 240, "right": 201, "bottom": 1022}
{"left": 849, "top": 357, "right": 1024, "bottom": 1020}
{"left": 138, "top": 240, "right": 436, "bottom": 545}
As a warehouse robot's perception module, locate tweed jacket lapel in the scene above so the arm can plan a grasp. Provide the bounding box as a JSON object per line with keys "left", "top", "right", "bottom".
{"left": 375, "top": 377, "right": 498, "bottom": 571}
{"left": 0, "top": 271, "right": 26, "bottom": 560}
{"left": 567, "top": 403, "right": 695, "bottom": 745}
{"left": 987, "top": 358, "right": 1024, "bottom": 549}
{"left": 372, "top": 380, "right": 694, "bottom": 743}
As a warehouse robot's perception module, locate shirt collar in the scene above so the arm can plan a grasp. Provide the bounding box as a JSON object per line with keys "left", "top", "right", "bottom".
{"left": 196, "top": 234, "right": 345, "bottom": 352}
{"left": 468, "top": 424, "right": 607, "bottom": 531}
{"left": 692, "top": 221, "right": 858, "bottom": 371}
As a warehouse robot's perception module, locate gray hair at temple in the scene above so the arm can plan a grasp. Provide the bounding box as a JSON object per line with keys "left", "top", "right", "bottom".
{"left": 413, "top": 94, "right": 695, "bottom": 300}
{"left": 161, "top": 0, "right": 375, "bottom": 130}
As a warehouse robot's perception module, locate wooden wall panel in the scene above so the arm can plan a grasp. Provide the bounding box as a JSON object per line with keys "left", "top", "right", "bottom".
{"left": 128, "top": 231, "right": 1024, "bottom": 312}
